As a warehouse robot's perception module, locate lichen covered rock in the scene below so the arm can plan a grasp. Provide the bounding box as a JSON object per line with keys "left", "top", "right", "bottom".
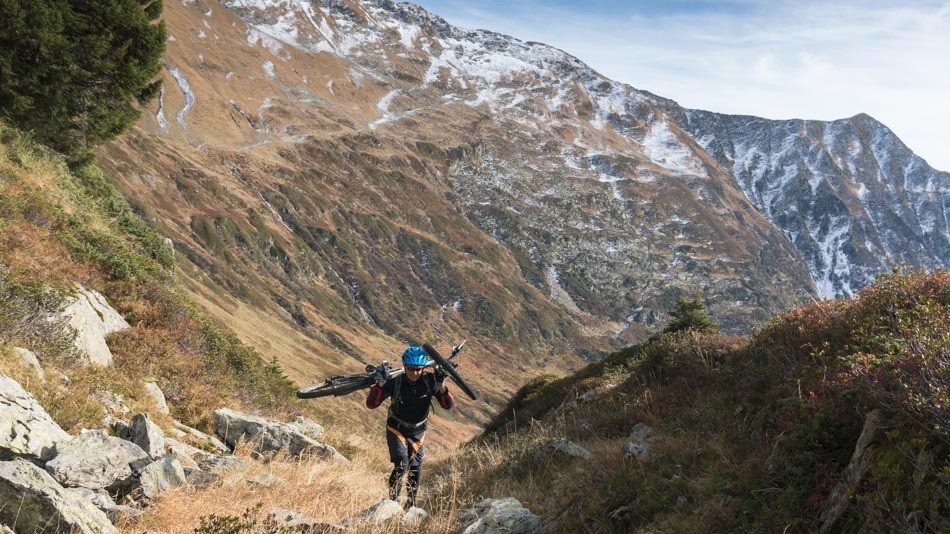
{"left": 0, "top": 374, "right": 70, "bottom": 461}
{"left": 0, "top": 459, "right": 116, "bottom": 533}
{"left": 212, "top": 408, "right": 346, "bottom": 461}
{"left": 459, "top": 497, "right": 541, "bottom": 534}
{"left": 45, "top": 429, "right": 150, "bottom": 490}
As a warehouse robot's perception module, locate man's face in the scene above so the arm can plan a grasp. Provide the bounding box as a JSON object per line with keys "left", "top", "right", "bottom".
{"left": 405, "top": 365, "right": 424, "bottom": 382}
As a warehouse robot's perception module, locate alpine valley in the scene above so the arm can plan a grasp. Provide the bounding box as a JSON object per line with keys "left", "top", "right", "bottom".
{"left": 97, "top": 0, "right": 947, "bottom": 424}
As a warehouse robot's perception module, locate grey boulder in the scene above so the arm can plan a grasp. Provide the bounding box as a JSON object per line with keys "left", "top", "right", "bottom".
{"left": 346, "top": 498, "right": 404, "bottom": 525}
{"left": 60, "top": 286, "right": 130, "bottom": 366}
{"left": 45, "top": 429, "right": 150, "bottom": 490}
{"left": 129, "top": 413, "right": 166, "bottom": 460}
{"left": 629, "top": 423, "right": 654, "bottom": 441}
{"left": 138, "top": 455, "right": 186, "bottom": 500}
{"left": 212, "top": 408, "right": 346, "bottom": 461}
{"left": 0, "top": 459, "right": 116, "bottom": 533}
{"left": 459, "top": 497, "right": 541, "bottom": 534}
{"left": 0, "top": 374, "right": 70, "bottom": 461}
{"left": 623, "top": 441, "right": 651, "bottom": 460}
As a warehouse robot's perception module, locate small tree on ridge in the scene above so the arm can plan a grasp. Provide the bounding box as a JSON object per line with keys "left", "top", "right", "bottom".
{"left": 663, "top": 294, "right": 717, "bottom": 334}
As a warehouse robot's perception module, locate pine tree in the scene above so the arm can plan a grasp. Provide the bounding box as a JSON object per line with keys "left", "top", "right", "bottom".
{"left": 0, "top": 0, "right": 165, "bottom": 160}
{"left": 662, "top": 294, "right": 717, "bottom": 334}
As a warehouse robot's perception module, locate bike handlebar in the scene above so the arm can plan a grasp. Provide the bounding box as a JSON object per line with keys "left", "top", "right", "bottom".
{"left": 370, "top": 340, "right": 466, "bottom": 377}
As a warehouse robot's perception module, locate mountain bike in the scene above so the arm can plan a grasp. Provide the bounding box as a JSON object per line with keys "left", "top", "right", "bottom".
{"left": 296, "top": 340, "right": 479, "bottom": 400}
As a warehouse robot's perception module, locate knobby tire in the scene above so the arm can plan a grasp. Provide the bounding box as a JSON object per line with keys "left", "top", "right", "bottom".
{"left": 296, "top": 374, "right": 372, "bottom": 399}
{"left": 422, "top": 343, "right": 480, "bottom": 400}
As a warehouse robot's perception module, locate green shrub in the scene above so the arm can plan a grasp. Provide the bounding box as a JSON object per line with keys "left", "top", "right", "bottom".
{"left": 662, "top": 294, "right": 717, "bottom": 334}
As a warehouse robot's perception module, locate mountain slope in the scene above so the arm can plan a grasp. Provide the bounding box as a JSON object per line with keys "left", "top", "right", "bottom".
{"left": 96, "top": 0, "right": 946, "bottom": 430}
{"left": 433, "top": 269, "right": 948, "bottom": 532}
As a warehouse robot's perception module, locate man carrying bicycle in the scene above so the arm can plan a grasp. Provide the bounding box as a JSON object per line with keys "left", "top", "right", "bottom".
{"left": 366, "top": 346, "right": 455, "bottom": 508}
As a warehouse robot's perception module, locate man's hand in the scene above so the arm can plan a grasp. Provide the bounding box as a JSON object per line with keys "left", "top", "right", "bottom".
{"left": 374, "top": 364, "right": 388, "bottom": 387}
{"left": 434, "top": 366, "right": 447, "bottom": 391}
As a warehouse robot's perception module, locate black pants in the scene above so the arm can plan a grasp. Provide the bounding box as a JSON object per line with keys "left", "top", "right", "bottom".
{"left": 386, "top": 420, "right": 426, "bottom": 507}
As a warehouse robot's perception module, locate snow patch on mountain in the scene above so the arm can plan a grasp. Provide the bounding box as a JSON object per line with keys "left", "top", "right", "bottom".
{"left": 167, "top": 66, "right": 195, "bottom": 129}
{"left": 262, "top": 60, "right": 276, "bottom": 78}
{"left": 156, "top": 87, "right": 169, "bottom": 131}
{"left": 641, "top": 121, "right": 706, "bottom": 177}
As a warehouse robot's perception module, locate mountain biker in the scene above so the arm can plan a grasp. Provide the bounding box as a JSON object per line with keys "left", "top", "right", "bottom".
{"left": 366, "top": 345, "right": 455, "bottom": 508}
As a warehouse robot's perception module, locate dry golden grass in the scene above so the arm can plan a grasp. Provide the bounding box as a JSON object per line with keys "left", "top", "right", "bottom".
{"left": 128, "top": 441, "right": 462, "bottom": 533}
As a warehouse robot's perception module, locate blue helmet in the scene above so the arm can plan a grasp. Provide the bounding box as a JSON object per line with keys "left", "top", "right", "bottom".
{"left": 402, "top": 346, "right": 427, "bottom": 366}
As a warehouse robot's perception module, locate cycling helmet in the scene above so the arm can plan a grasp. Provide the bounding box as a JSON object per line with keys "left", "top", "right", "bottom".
{"left": 402, "top": 346, "right": 427, "bottom": 366}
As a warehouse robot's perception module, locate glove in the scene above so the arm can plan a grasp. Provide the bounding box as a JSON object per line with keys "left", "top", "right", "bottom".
{"left": 374, "top": 365, "right": 388, "bottom": 387}
{"left": 434, "top": 366, "right": 447, "bottom": 389}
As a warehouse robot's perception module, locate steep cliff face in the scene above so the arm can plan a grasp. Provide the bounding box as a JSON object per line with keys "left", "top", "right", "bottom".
{"left": 684, "top": 111, "right": 949, "bottom": 297}
{"left": 97, "top": 0, "right": 945, "bottom": 408}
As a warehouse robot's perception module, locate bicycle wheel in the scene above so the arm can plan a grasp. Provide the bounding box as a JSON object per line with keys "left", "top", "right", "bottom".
{"left": 297, "top": 374, "right": 372, "bottom": 399}
{"left": 422, "top": 343, "right": 479, "bottom": 401}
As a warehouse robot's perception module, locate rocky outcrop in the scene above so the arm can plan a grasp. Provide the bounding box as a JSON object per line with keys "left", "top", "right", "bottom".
{"left": 458, "top": 497, "right": 541, "bottom": 534}
{"left": 129, "top": 413, "right": 166, "bottom": 460}
{"left": 212, "top": 408, "right": 346, "bottom": 461}
{"left": 138, "top": 455, "right": 186, "bottom": 500}
{"left": 0, "top": 374, "right": 70, "bottom": 461}
{"left": 0, "top": 459, "right": 117, "bottom": 533}
{"left": 60, "top": 286, "right": 130, "bottom": 366}
{"left": 44, "top": 429, "right": 150, "bottom": 491}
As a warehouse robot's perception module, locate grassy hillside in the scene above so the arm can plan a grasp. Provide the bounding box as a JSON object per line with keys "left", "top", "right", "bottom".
{"left": 0, "top": 121, "right": 472, "bottom": 531}
{"left": 426, "top": 269, "right": 948, "bottom": 532}
{"left": 0, "top": 119, "right": 347, "bottom": 437}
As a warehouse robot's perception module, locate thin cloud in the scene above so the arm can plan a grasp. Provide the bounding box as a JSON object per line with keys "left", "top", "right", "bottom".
{"left": 416, "top": 0, "right": 950, "bottom": 171}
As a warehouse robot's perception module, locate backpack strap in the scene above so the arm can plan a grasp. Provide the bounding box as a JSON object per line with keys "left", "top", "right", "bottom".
{"left": 388, "top": 374, "right": 403, "bottom": 417}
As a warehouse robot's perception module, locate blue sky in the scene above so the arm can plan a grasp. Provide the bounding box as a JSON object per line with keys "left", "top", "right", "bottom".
{"left": 413, "top": 1, "right": 950, "bottom": 171}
